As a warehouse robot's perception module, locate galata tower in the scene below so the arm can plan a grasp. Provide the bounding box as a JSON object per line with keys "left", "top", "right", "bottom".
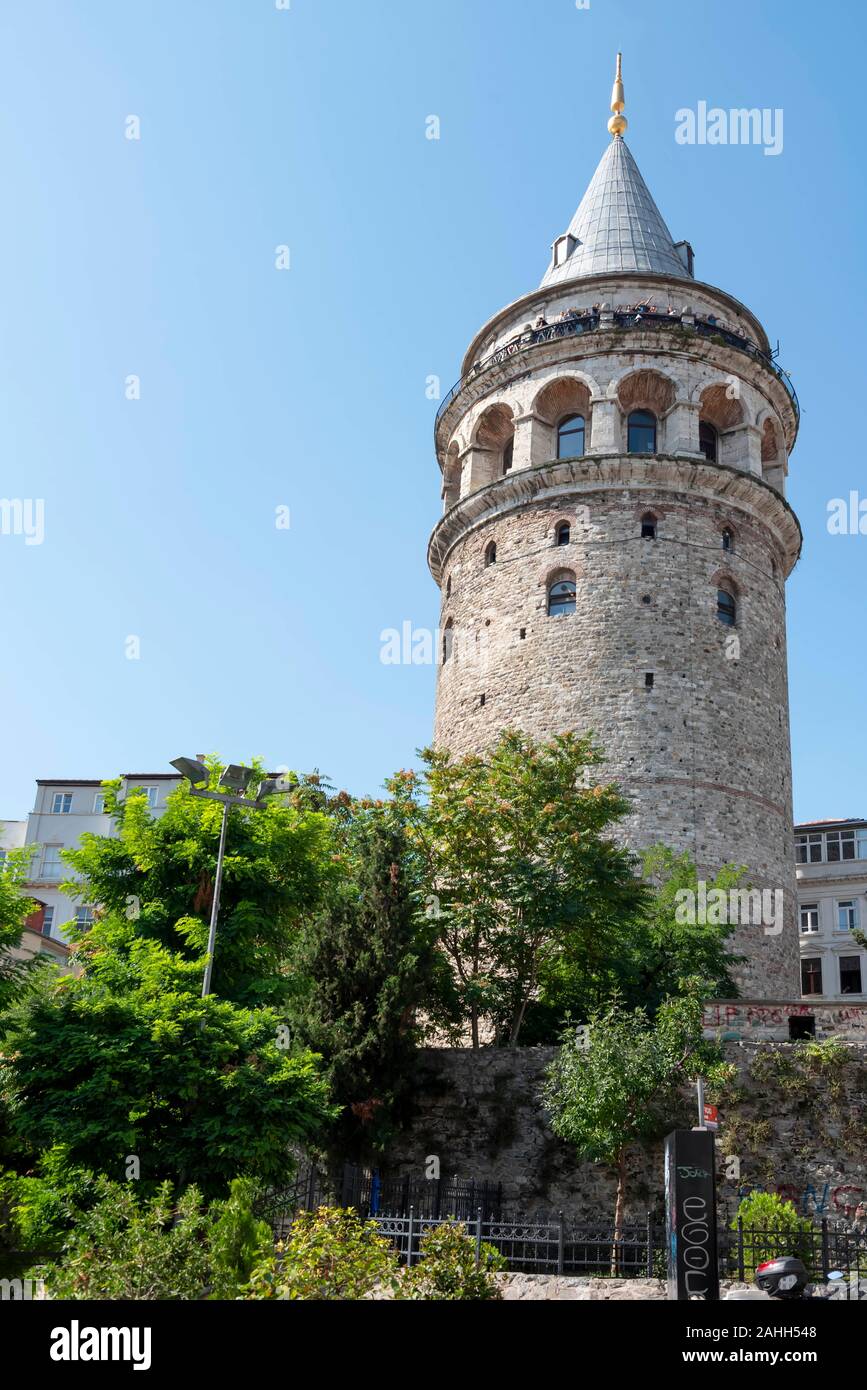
{"left": 430, "top": 57, "right": 801, "bottom": 999}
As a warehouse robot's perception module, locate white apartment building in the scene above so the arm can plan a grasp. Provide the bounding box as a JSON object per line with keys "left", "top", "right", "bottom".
{"left": 796, "top": 819, "right": 867, "bottom": 1004}
{"left": 7, "top": 774, "right": 180, "bottom": 969}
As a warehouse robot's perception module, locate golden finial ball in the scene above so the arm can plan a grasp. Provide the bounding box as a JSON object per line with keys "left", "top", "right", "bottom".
{"left": 608, "top": 113, "right": 628, "bottom": 137}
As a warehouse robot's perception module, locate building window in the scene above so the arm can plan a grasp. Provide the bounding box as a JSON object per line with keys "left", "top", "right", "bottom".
{"left": 721, "top": 527, "right": 734, "bottom": 553}
{"left": 717, "top": 587, "right": 737, "bottom": 626}
{"left": 795, "top": 833, "right": 823, "bottom": 864}
{"left": 548, "top": 579, "right": 576, "bottom": 617}
{"left": 131, "top": 786, "right": 159, "bottom": 809}
{"left": 640, "top": 513, "right": 657, "bottom": 540}
{"left": 801, "top": 957, "right": 823, "bottom": 996}
{"left": 557, "top": 414, "right": 585, "bottom": 459}
{"left": 837, "top": 900, "right": 858, "bottom": 932}
{"left": 93, "top": 793, "right": 107, "bottom": 814}
{"left": 41, "top": 847, "right": 63, "bottom": 881}
{"left": 859, "top": 829, "right": 867, "bottom": 859}
{"left": 74, "top": 906, "right": 95, "bottom": 931}
{"left": 840, "top": 956, "right": 863, "bottom": 995}
{"left": 627, "top": 410, "right": 657, "bottom": 454}
{"left": 556, "top": 522, "right": 571, "bottom": 546}
{"left": 51, "top": 793, "right": 72, "bottom": 814}
{"left": 485, "top": 541, "right": 497, "bottom": 567}
{"left": 799, "top": 904, "right": 819, "bottom": 934}
{"left": 699, "top": 421, "right": 718, "bottom": 462}
{"left": 442, "top": 623, "right": 453, "bottom": 665}
{"left": 42, "top": 905, "right": 55, "bottom": 937}
{"left": 826, "top": 829, "right": 856, "bottom": 862}
{"left": 502, "top": 439, "right": 514, "bottom": 474}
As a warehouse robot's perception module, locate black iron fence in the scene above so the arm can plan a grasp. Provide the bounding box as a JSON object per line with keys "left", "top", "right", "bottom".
{"left": 257, "top": 1165, "right": 867, "bottom": 1284}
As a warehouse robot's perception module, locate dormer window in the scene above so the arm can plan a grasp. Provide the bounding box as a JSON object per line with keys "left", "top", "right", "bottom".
{"left": 552, "top": 233, "right": 577, "bottom": 268}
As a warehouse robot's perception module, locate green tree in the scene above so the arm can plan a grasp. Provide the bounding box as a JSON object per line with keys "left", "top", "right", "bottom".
{"left": 390, "top": 732, "right": 648, "bottom": 1047}
{"left": 291, "top": 808, "right": 451, "bottom": 1157}
{"left": 0, "top": 846, "right": 44, "bottom": 1012}
{"left": 65, "top": 762, "right": 338, "bottom": 1007}
{"left": 631, "top": 845, "right": 745, "bottom": 1010}
{"left": 1, "top": 930, "right": 336, "bottom": 1194}
{"left": 542, "top": 989, "right": 732, "bottom": 1260}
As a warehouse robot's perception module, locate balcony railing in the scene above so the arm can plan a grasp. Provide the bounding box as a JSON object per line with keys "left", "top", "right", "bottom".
{"left": 435, "top": 309, "right": 799, "bottom": 431}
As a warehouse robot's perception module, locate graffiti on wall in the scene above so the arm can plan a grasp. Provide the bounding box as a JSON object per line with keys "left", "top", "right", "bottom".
{"left": 703, "top": 1002, "right": 867, "bottom": 1035}
{"left": 738, "top": 1180, "right": 866, "bottom": 1219}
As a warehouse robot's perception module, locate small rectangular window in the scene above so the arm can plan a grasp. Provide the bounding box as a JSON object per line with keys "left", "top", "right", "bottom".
{"left": 799, "top": 904, "right": 819, "bottom": 934}
{"left": 839, "top": 956, "right": 863, "bottom": 994}
{"left": 41, "top": 848, "right": 63, "bottom": 881}
{"left": 801, "top": 957, "right": 823, "bottom": 996}
{"left": 42, "top": 905, "right": 55, "bottom": 937}
{"left": 837, "top": 900, "right": 858, "bottom": 932}
{"left": 74, "top": 906, "right": 95, "bottom": 930}
{"left": 93, "top": 793, "right": 106, "bottom": 814}
{"left": 645, "top": 673, "right": 654, "bottom": 689}
{"left": 51, "top": 793, "right": 72, "bottom": 815}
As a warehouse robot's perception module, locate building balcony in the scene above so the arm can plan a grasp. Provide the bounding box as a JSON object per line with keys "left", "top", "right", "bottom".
{"left": 435, "top": 309, "right": 798, "bottom": 456}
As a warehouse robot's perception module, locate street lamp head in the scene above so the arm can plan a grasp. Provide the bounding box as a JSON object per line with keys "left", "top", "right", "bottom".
{"left": 255, "top": 774, "right": 293, "bottom": 802}
{"left": 219, "top": 764, "right": 256, "bottom": 794}
{"left": 170, "top": 756, "right": 209, "bottom": 787}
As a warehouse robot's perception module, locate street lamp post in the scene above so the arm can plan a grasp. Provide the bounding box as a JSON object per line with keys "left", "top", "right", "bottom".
{"left": 170, "top": 758, "right": 285, "bottom": 998}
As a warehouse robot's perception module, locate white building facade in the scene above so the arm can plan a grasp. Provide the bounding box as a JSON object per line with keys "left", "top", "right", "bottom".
{"left": 796, "top": 819, "right": 867, "bottom": 1004}
{"left": 8, "top": 774, "right": 180, "bottom": 969}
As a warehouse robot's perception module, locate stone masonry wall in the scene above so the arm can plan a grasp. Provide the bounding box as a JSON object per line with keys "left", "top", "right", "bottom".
{"left": 433, "top": 466, "right": 798, "bottom": 998}
{"left": 387, "top": 1045, "right": 867, "bottom": 1227}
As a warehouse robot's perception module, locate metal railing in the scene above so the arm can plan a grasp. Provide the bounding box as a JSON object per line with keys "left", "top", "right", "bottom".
{"left": 258, "top": 1167, "right": 867, "bottom": 1284}
{"left": 435, "top": 309, "right": 799, "bottom": 432}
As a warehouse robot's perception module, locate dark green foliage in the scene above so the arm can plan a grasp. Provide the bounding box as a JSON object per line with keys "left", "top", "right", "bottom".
{"left": 291, "top": 810, "right": 449, "bottom": 1155}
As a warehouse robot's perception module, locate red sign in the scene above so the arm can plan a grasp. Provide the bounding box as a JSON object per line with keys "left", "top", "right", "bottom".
{"left": 703, "top": 1104, "right": 719, "bottom": 1130}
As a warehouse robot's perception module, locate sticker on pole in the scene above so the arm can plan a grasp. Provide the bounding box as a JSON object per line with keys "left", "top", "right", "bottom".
{"left": 703, "top": 1103, "right": 719, "bottom": 1131}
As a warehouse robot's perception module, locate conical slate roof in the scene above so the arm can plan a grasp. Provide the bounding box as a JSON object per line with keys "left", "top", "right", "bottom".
{"left": 541, "top": 137, "right": 691, "bottom": 287}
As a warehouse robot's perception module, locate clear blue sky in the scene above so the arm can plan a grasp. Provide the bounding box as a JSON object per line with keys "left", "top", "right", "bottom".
{"left": 0, "top": 0, "right": 862, "bottom": 822}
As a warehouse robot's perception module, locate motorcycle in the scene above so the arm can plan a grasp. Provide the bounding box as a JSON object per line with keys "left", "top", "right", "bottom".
{"left": 752, "top": 1257, "right": 863, "bottom": 1301}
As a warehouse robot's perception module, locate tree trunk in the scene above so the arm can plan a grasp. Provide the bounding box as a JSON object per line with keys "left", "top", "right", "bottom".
{"left": 471, "top": 1008, "right": 479, "bottom": 1050}
{"left": 611, "top": 1148, "right": 627, "bottom": 1276}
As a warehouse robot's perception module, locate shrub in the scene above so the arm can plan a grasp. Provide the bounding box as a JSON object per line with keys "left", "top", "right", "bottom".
{"left": 37, "top": 1178, "right": 212, "bottom": 1300}
{"left": 208, "top": 1178, "right": 273, "bottom": 1299}
{"left": 733, "top": 1190, "right": 815, "bottom": 1280}
{"left": 395, "top": 1221, "right": 504, "bottom": 1301}
{"left": 245, "top": 1206, "right": 398, "bottom": 1300}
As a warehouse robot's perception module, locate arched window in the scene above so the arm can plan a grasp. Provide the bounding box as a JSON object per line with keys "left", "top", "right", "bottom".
{"left": 442, "top": 622, "right": 454, "bottom": 663}
{"left": 548, "top": 579, "right": 576, "bottom": 617}
{"left": 628, "top": 409, "right": 657, "bottom": 454}
{"left": 717, "top": 587, "right": 737, "bottom": 626}
{"left": 502, "top": 439, "right": 514, "bottom": 474}
{"left": 721, "top": 527, "right": 734, "bottom": 553}
{"left": 699, "top": 421, "right": 718, "bottom": 463}
{"left": 641, "top": 513, "right": 657, "bottom": 540}
{"left": 485, "top": 541, "right": 497, "bottom": 567}
{"left": 556, "top": 521, "right": 571, "bottom": 547}
{"left": 557, "top": 414, "right": 585, "bottom": 459}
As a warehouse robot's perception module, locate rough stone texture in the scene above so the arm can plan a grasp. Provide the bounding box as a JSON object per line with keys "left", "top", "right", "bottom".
{"left": 388, "top": 1046, "right": 867, "bottom": 1225}
{"left": 432, "top": 460, "right": 799, "bottom": 998}
{"left": 498, "top": 1274, "right": 667, "bottom": 1300}
{"left": 430, "top": 249, "right": 801, "bottom": 1004}
{"left": 703, "top": 999, "right": 867, "bottom": 1042}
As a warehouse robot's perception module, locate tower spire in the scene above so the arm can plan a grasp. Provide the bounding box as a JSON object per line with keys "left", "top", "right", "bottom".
{"left": 608, "top": 52, "right": 627, "bottom": 138}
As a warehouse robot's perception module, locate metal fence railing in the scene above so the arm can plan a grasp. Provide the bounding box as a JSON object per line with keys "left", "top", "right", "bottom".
{"left": 256, "top": 1166, "right": 867, "bottom": 1284}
